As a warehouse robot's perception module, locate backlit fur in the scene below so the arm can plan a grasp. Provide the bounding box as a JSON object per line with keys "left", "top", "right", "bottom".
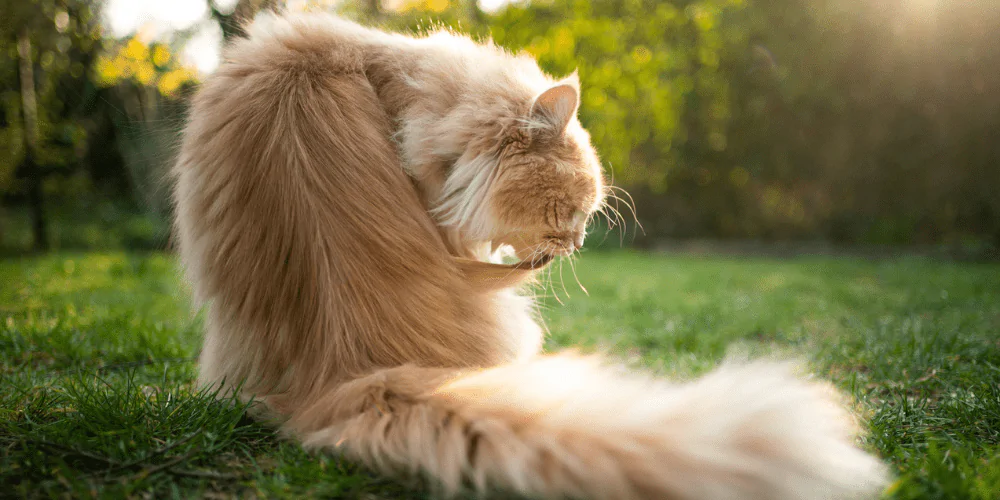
{"left": 172, "top": 13, "right": 888, "bottom": 499}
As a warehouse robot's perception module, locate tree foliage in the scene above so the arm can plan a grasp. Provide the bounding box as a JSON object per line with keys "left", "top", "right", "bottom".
{"left": 0, "top": 0, "right": 104, "bottom": 190}
{"left": 0, "top": 0, "right": 273, "bottom": 250}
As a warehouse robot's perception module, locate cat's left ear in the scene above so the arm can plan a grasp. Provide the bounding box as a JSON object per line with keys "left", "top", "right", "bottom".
{"left": 529, "top": 72, "right": 580, "bottom": 136}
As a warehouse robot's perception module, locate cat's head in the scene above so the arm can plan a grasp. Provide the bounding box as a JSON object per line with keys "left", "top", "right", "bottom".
{"left": 435, "top": 73, "right": 605, "bottom": 263}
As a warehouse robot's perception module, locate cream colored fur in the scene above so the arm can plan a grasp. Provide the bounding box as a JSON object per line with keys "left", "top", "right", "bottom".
{"left": 172, "top": 12, "right": 888, "bottom": 499}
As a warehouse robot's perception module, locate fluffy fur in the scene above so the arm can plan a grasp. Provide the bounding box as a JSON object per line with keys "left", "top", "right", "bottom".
{"left": 172, "top": 12, "right": 888, "bottom": 499}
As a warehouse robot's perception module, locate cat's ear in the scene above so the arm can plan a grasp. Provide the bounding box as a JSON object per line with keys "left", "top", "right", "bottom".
{"left": 529, "top": 74, "right": 580, "bottom": 136}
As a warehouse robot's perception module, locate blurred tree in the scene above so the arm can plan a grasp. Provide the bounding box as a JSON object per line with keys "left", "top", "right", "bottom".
{"left": 365, "top": 0, "right": 382, "bottom": 19}
{"left": 17, "top": 30, "right": 46, "bottom": 249}
{"left": 1, "top": 0, "right": 202, "bottom": 251}
{"left": 1, "top": 0, "right": 106, "bottom": 250}
{"left": 89, "top": 34, "right": 199, "bottom": 227}
{"left": 706, "top": 0, "right": 1000, "bottom": 246}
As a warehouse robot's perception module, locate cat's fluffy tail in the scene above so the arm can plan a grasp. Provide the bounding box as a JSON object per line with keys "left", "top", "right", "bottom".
{"left": 289, "top": 355, "right": 887, "bottom": 500}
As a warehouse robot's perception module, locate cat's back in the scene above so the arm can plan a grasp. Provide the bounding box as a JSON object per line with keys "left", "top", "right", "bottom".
{"left": 208, "top": 13, "right": 549, "bottom": 120}
{"left": 216, "top": 13, "right": 395, "bottom": 78}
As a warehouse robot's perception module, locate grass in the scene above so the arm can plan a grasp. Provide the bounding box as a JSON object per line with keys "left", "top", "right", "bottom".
{"left": 1, "top": 251, "right": 999, "bottom": 498}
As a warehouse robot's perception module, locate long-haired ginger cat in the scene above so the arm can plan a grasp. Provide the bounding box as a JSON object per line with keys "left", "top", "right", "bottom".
{"left": 172, "top": 12, "right": 887, "bottom": 500}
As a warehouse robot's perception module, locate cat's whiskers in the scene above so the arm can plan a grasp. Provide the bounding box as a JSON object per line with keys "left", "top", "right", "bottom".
{"left": 511, "top": 238, "right": 589, "bottom": 304}
{"left": 597, "top": 204, "right": 617, "bottom": 230}
{"left": 525, "top": 242, "right": 564, "bottom": 305}
{"left": 602, "top": 164, "right": 625, "bottom": 242}
{"left": 600, "top": 200, "right": 627, "bottom": 246}
{"left": 602, "top": 201, "right": 625, "bottom": 231}
{"left": 517, "top": 242, "right": 559, "bottom": 305}
{"left": 591, "top": 207, "right": 616, "bottom": 248}
{"left": 606, "top": 185, "right": 644, "bottom": 238}
{"left": 601, "top": 185, "right": 644, "bottom": 246}
{"left": 567, "top": 249, "right": 588, "bottom": 296}
{"left": 557, "top": 257, "right": 571, "bottom": 301}
{"left": 546, "top": 263, "right": 563, "bottom": 306}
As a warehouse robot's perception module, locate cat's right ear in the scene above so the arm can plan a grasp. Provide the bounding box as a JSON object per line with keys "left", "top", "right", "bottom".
{"left": 528, "top": 79, "right": 580, "bottom": 137}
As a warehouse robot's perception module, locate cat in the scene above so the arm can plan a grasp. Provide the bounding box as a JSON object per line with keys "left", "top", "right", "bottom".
{"left": 171, "top": 12, "right": 888, "bottom": 500}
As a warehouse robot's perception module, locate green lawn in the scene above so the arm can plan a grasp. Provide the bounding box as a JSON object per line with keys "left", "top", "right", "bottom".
{"left": 2, "top": 251, "right": 999, "bottom": 498}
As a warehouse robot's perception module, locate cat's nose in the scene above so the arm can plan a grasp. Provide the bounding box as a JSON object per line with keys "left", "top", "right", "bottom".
{"left": 572, "top": 231, "right": 585, "bottom": 251}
